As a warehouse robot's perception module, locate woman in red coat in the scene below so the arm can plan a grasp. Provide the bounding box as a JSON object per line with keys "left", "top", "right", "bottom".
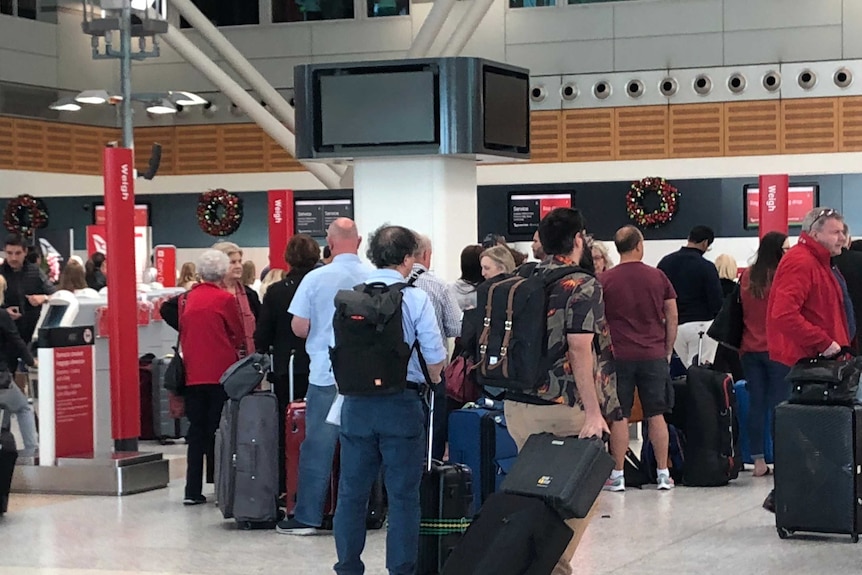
{"left": 180, "top": 249, "right": 244, "bottom": 505}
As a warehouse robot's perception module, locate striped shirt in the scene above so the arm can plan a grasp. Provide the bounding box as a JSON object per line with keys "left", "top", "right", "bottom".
{"left": 409, "top": 263, "right": 462, "bottom": 349}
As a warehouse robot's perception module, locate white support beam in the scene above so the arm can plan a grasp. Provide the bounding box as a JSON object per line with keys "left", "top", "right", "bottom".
{"left": 439, "top": 0, "right": 496, "bottom": 57}
{"left": 408, "top": 0, "right": 458, "bottom": 58}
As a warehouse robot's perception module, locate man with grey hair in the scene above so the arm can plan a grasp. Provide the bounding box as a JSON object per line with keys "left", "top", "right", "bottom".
{"left": 408, "top": 233, "right": 461, "bottom": 459}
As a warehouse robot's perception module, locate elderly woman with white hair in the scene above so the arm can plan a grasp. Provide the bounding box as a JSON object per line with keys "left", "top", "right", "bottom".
{"left": 179, "top": 249, "right": 244, "bottom": 506}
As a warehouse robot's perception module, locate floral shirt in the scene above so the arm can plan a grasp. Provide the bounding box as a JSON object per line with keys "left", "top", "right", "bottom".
{"left": 533, "top": 257, "right": 621, "bottom": 420}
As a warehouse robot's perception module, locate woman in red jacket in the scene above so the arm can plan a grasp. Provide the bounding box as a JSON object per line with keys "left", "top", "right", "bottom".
{"left": 740, "top": 232, "right": 790, "bottom": 477}
{"left": 180, "top": 250, "right": 244, "bottom": 505}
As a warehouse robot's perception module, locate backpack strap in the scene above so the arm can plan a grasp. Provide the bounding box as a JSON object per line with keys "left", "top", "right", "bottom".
{"left": 478, "top": 277, "right": 521, "bottom": 378}
{"left": 497, "top": 277, "right": 527, "bottom": 379}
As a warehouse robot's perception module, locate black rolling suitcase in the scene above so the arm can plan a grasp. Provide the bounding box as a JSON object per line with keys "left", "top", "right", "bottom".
{"left": 682, "top": 333, "right": 742, "bottom": 487}
{"left": 417, "top": 385, "right": 474, "bottom": 575}
{"left": 774, "top": 403, "right": 862, "bottom": 542}
{"left": 441, "top": 492, "right": 572, "bottom": 575}
{"left": 0, "top": 407, "right": 17, "bottom": 514}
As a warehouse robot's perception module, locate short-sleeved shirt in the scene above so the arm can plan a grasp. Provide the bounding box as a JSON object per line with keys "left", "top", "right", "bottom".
{"left": 531, "top": 257, "right": 621, "bottom": 420}
{"left": 364, "top": 268, "right": 447, "bottom": 383}
{"left": 410, "top": 263, "right": 462, "bottom": 350}
{"left": 601, "top": 261, "right": 677, "bottom": 362}
{"left": 288, "top": 253, "right": 372, "bottom": 387}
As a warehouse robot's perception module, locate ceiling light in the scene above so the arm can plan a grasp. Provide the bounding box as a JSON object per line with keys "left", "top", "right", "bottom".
{"left": 170, "top": 91, "right": 207, "bottom": 106}
{"left": 146, "top": 99, "right": 177, "bottom": 115}
{"left": 49, "top": 97, "right": 82, "bottom": 112}
{"left": 75, "top": 89, "right": 113, "bottom": 105}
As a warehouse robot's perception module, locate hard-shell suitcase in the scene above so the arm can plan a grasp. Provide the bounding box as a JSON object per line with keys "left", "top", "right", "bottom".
{"left": 215, "top": 391, "right": 281, "bottom": 529}
{"left": 501, "top": 433, "right": 613, "bottom": 519}
{"left": 0, "top": 408, "right": 17, "bottom": 514}
{"left": 152, "top": 357, "right": 190, "bottom": 442}
{"left": 447, "top": 401, "right": 518, "bottom": 510}
{"left": 734, "top": 380, "right": 774, "bottom": 464}
{"left": 440, "top": 492, "right": 573, "bottom": 575}
{"left": 418, "top": 385, "right": 474, "bottom": 575}
{"left": 775, "top": 403, "right": 862, "bottom": 542}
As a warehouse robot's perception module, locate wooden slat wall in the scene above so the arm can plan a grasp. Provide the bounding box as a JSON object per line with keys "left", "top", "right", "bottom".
{"left": 615, "top": 106, "right": 668, "bottom": 160}
{"left": 175, "top": 125, "right": 222, "bottom": 174}
{"left": 0, "top": 117, "right": 14, "bottom": 170}
{"left": 669, "top": 103, "right": 724, "bottom": 158}
{"left": 562, "top": 109, "right": 615, "bottom": 162}
{"left": 221, "top": 124, "right": 267, "bottom": 173}
{"left": 72, "top": 126, "right": 116, "bottom": 174}
{"left": 725, "top": 101, "right": 781, "bottom": 157}
{"left": 529, "top": 110, "right": 563, "bottom": 163}
{"left": 13, "top": 119, "right": 46, "bottom": 172}
{"left": 839, "top": 96, "right": 862, "bottom": 152}
{"left": 782, "top": 98, "right": 838, "bottom": 154}
{"left": 265, "top": 133, "right": 305, "bottom": 172}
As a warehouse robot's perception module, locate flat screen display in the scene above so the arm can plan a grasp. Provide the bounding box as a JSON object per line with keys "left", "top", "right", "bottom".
{"left": 294, "top": 198, "right": 354, "bottom": 237}
{"left": 744, "top": 184, "right": 818, "bottom": 228}
{"left": 508, "top": 193, "right": 573, "bottom": 236}
{"left": 483, "top": 67, "right": 529, "bottom": 152}
{"left": 318, "top": 69, "right": 438, "bottom": 149}
{"left": 42, "top": 305, "right": 67, "bottom": 329}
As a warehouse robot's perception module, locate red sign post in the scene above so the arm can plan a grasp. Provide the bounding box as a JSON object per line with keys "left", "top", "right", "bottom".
{"left": 268, "top": 190, "right": 294, "bottom": 270}
{"left": 757, "top": 174, "right": 790, "bottom": 238}
{"left": 154, "top": 244, "right": 177, "bottom": 287}
{"left": 103, "top": 148, "right": 140, "bottom": 450}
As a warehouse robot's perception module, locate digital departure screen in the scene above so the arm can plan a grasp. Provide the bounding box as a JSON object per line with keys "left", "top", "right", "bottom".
{"left": 294, "top": 198, "right": 354, "bottom": 237}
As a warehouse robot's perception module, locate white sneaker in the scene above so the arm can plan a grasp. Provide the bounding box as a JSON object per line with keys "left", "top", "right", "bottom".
{"left": 657, "top": 472, "right": 675, "bottom": 490}
{"left": 603, "top": 475, "right": 625, "bottom": 492}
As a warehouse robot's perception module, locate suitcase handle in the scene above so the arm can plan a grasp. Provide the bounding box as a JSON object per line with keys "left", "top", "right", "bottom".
{"left": 426, "top": 385, "right": 434, "bottom": 473}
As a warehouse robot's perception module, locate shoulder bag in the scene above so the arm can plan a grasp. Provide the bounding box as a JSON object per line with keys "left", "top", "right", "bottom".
{"left": 163, "top": 294, "right": 187, "bottom": 395}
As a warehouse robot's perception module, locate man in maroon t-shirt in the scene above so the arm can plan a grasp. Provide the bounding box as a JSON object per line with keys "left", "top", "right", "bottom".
{"left": 601, "top": 226, "right": 679, "bottom": 491}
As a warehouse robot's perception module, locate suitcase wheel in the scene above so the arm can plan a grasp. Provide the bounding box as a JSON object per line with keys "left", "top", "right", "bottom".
{"left": 777, "top": 527, "right": 793, "bottom": 540}
{"left": 852, "top": 533, "right": 859, "bottom": 544}
{"left": 237, "top": 521, "right": 254, "bottom": 531}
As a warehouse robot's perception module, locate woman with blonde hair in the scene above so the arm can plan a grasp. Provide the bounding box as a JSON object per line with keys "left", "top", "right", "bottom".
{"left": 592, "top": 240, "right": 614, "bottom": 273}
{"left": 259, "top": 268, "right": 286, "bottom": 299}
{"left": 480, "top": 245, "right": 516, "bottom": 280}
{"left": 177, "top": 262, "right": 197, "bottom": 290}
{"left": 211, "top": 242, "right": 259, "bottom": 355}
{"left": 714, "top": 254, "right": 739, "bottom": 297}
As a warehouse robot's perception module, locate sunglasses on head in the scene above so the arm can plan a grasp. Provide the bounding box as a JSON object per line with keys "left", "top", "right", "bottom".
{"left": 811, "top": 208, "right": 838, "bottom": 228}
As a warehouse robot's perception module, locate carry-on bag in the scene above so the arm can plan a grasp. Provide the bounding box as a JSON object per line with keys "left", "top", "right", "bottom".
{"left": 682, "top": 332, "right": 742, "bottom": 487}
{"left": 152, "top": 357, "right": 190, "bottom": 442}
{"left": 0, "top": 407, "right": 17, "bottom": 514}
{"left": 418, "top": 384, "right": 474, "bottom": 575}
{"left": 787, "top": 352, "right": 862, "bottom": 406}
{"left": 216, "top": 390, "right": 281, "bottom": 529}
{"left": 501, "top": 433, "right": 613, "bottom": 520}
{"left": 440, "top": 491, "right": 573, "bottom": 575}
{"left": 447, "top": 402, "right": 518, "bottom": 510}
{"left": 774, "top": 402, "right": 862, "bottom": 542}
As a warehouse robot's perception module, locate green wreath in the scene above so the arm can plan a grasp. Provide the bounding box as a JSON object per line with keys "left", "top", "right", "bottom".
{"left": 4, "top": 194, "right": 48, "bottom": 237}
{"left": 626, "top": 177, "right": 680, "bottom": 228}
{"left": 197, "top": 189, "right": 243, "bottom": 237}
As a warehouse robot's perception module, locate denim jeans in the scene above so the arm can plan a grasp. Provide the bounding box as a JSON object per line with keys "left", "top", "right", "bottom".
{"left": 334, "top": 390, "right": 425, "bottom": 575}
{"left": 294, "top": 383, "right": 340, "bottom": 527}
{"left": 741, "top": 352, "right": 791, "bottom": 460}
{"left": 0, "top": 382, "right": 38, "bottom": 456}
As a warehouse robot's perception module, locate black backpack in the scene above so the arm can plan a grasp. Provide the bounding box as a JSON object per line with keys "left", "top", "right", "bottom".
{"left": 472, "top": 265, "right": 579, "bottom": 393}
{"left": 330, "top": 282, "right": 413, "bottom": 396}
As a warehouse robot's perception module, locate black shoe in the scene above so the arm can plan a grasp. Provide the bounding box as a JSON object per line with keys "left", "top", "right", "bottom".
{"left": 183, "top": 495, "right": 207, "bottom": 506}
{"left": 275, "top": 517, "right": 318, "bottom": 535}
{"left": 762, "top": 490, "right": 775, "bottom": 514}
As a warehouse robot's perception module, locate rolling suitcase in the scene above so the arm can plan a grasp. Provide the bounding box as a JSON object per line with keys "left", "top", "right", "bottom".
{"left": 447, "top": 400, "right": 518, "bottom": 510}
{"left": 215, "top": 390, "right": 281, "bottom": 529}
{"left": 774, "top": 403, "right": 862, "bottom": 542}
{"left": 734, "top": 380, "right": 774, "bottom": 465}
{"left": 501, "top": 433, "right": 613, "bottom": 519}
{"left": 682, "top": 333, "right": 742, "bottom": 487}
{"left": 418, "top": 385, "right": 474, "bottom": 575}
{"left": 440, "top": 492, "right": 573, "bottom": 575}
{"left": 0, "top": 407, "right": 17, "bottom": 514}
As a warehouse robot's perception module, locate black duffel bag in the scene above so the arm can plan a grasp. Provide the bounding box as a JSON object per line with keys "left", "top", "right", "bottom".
{"left": 787, "top": 351, "right": 862, "bottom": 406}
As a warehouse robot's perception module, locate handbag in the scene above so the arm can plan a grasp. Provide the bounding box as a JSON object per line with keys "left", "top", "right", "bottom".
{"left": 220, "top": 352, "right": 272, "bottom": 400}
{"left": 707, "top": 283, "right": 743, "bottom": 350}
{"left": 163, "top": 294, "right": 187, "bottom": 395}
{"left": 787, "top": 351, "right": 862, "bottom": 405}
{"left": 444, "top": 353, "right": 480, "bottom": 404}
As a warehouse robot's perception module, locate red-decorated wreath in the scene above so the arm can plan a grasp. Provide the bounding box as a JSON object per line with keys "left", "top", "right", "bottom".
{"left": 4, "top": 194, "right": 48, "bottom": 237}
{"left": 626, "top": 177, "right": 679, "bottom": 228}
{"left": 197, "top": 189, "right": 243, "bottom": 237}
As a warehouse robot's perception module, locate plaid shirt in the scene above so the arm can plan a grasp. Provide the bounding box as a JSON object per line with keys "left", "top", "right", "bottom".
{"left": 410, "top": 263, "right": 462, "bottom": 349}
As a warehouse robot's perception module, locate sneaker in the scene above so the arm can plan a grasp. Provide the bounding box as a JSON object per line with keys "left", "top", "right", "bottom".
{"left": 657, "top": 472, "right": 675, "bottom": 490}
{"left": 183, "top": 495, "right": 207, "bottom": 506}
{"left": 275, "top": 517, "right": 318, "bottom": 536}
{"left": 603, "top": 475, "right": 625, "bottom": 492}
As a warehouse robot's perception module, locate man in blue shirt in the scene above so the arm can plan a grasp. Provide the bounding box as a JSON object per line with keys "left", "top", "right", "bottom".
{"left": 333, "top": 225, "right": 446, "bottom": 575}
{"left": 278, "top": 218, "right": 372, "bottom": 535}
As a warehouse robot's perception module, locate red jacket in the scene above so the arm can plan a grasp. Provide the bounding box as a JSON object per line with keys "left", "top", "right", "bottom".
{"left": 767, "top": 233, "right": 850, "bottom": 366}
{"left": 179, "top": 282, "right": 244, "bottom": 386}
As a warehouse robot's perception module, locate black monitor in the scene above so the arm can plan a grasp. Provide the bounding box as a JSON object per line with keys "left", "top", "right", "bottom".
{"left": 508, "top": 192, "right": 574, "bottom": 237}
{"left": 41, "top": 304, "right": 67, "bottom": 329}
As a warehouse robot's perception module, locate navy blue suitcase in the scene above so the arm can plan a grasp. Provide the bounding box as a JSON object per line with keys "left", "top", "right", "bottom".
{"left": 448, "top": 403, "right": 518, "bottom": 510}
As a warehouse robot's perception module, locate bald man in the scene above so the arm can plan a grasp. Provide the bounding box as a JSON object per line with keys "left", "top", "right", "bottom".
{"left": 279, "top": 218, "right": 373, "bottom": 535}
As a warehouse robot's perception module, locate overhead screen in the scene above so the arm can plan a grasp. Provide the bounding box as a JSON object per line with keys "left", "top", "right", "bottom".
{"left": 743, "top": 184, "right": 818, "bottom": 228}
{"left": 483, "top": 68, "right": 529, "bottom": 152}
{"left": 294, "top": 198, "right": 354, "bottom": 237}
{"left": 508, "top": 193, "right": 573, "bottom": 236}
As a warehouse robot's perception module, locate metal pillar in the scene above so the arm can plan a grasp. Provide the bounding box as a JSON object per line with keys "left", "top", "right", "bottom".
{"left": 119, "top": 2, "right": 134, "bottom": 149}
{"left": 439, "top": 0, "right": 496, "bottom": 57}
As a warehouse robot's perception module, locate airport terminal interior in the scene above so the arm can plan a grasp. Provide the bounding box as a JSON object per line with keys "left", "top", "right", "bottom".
{"left": 5, "top": 0, "right": 862, "bottom": 574}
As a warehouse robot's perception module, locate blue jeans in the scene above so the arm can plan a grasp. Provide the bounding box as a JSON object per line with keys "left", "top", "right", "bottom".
{"left": 741, "top": 352, "right": 791, "bottom": 460}
{"left": 334, "top": 390, "right": 426, "bottom": 575}
{"left": 0, "top": 381, "right": 38, "bottom": 456}
{"left": 294, "top": 383, "right": 340, "bottom": 527}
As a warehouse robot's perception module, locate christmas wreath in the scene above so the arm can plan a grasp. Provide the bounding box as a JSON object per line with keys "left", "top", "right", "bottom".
{"left": 197, "top": 189, "right": 243, "bottom": 237}
{"left": 4, "top": 194, "right": 48, "bottom": 237}
{"left": 626, "top": 177, "right": 680, "bottom": 228}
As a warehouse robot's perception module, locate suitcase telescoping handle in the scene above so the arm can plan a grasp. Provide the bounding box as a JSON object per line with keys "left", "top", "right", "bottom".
{"left": 425, "top": 384, "right": 434, "bottom": 473}
{"left": 697, "top": 330, "right": 704, "bottom": 367}
{"left": 289, "top": 351, "right": 295, "bottom": 403}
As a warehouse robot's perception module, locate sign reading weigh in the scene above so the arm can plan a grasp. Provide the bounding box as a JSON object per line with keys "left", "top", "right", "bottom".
{"left": 294, "top": 199, "right": 354, "bottom": 237}
{"left": 745, "top": 185, "right": 817, "bottom": 228}
{"left": 509, "top": 194, "right": 572, "bottom": 234}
